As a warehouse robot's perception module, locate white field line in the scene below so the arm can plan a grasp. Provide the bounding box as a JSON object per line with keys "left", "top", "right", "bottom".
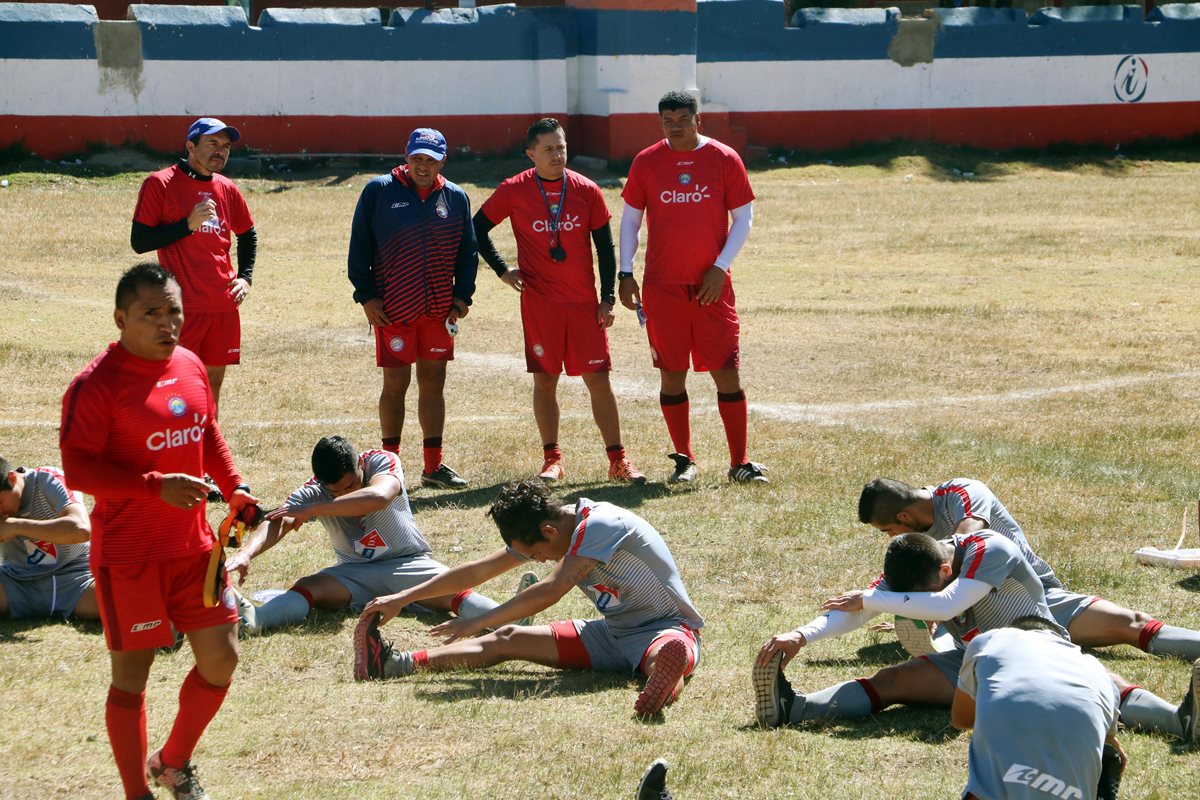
{"left": 9, "top": 358, "right": 1198, "bottom": 429}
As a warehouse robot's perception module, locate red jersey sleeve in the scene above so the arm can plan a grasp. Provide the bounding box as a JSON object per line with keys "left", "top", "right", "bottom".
{"left": 722, "top": 149, "right": 755, "bottom": 210}
{"left": 132, "top": 173, "right": 169, "bottom": 226}
{"left": 226, "top": 183, "right": 255, "bottom": 235}
{"left": 203, "top": 419, "right": 242, "bottom": 497}
{"left": 585, "top": 179, "right": 612, "bottom": 230}
{"left": 621, "top": 156, "right": 648, "bottom": 211}
{"left": 60, "top": 365, "right": 162, "bottom": 499}
{"left": 480, "top": 180, "right": 514, "bottom": 225}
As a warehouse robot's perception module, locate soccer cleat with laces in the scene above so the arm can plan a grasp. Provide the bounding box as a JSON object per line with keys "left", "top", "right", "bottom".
{"left": 753, "top": 650, "right": 800, "bottom": 728}
{"left": 421, "top": 463, "right": 468, "bottom": 489}
{"left": 538, "top": 456, "right": 565, "bottom": 482}
{"left": 147, "top": 748, "right": 209, "bottom": 800}
{"left": 637, "top": 758, "right": 673, "bottom": 800}
{"left": 635, "top": 638, "right": 689, "bottom": 717}
{"left": 608, "top": 457, "right": 647, "bottom": 485}
{"left": 233, "top": 588, "right": 257, "bottom": 637}
{"left": 728, "top": 461, "right": 769, "bottom": 484}
{"left": 203, "top": 475, "right": 224, "bottom": 504}
{"left": 666, "top": 453, "right": 697, "bottom": 484}
{"left": 353, "top": 612, "right": 389, "bottom": 681}
{"left": 514, "top": 571, "right": 539, "bottom": 626}
{"left": 1179, "top": 657, "right": 1200, "bottom": 744}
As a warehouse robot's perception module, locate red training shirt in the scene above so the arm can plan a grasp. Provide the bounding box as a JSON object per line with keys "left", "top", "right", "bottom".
{"left": 481, "top": 168, "right": 610, "bottom": 304}
{"left": 621, "top": 138, "right": 755, "bottom": 286}
{"left": 59, "top": 343, "right": 241, "bottom": 566}
{"left": 132, "top": 164, "right": 254, "bottom": 314}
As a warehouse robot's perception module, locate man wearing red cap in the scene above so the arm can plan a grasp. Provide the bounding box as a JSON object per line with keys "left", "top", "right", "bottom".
{"left": 130, "top": 117, "right": 258, "bottom": 409}
{"left": 348, "top": 127, "right": 478, "bottom": 489}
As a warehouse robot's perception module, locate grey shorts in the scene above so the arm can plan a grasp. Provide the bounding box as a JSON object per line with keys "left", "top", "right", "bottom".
{"left": 1046, "top": 588, "right": 1100, "bottom": 629}
{"left": 319, "top": 554, "right": 447, "bottom": 611}
{"left": 0, "top": 561, "right": 94, "bottom": 619}
{"left": 919, "top": 648, "right": 966, "bottom": 687}
{"left": 566, "top": 617, "right": 701, "bottom": 675}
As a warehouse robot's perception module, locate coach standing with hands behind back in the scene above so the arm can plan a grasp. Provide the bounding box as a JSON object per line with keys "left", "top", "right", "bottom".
{"left": 348, "top": 128, "right": 478, "bottom": 490}
{"left": 131, "top": 117, "right": 258, "bottom": 409}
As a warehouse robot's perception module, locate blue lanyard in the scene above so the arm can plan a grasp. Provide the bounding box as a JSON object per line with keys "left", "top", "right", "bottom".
{"left": 534, "top": 173, "right": 567, "bottom": 246}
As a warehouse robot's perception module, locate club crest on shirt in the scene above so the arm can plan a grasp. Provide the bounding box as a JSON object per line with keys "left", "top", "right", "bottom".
{"left": 389, "top": 336, "right": 405, "bottom": 353}
{"left": 25, "top": 539, "right": 59, "bottom": 566}
{"left": 355, "top": 530, "right": 389, "bottom": 560}
{"left": 167, "top": 395, "right": 187, "bottom": 417}
{"left": 586, "top": 582, "right": 622, "bottom": 611}
{"left": 678, "top": 173, "right": 693, "bottom": 186}
{"left": 435, "top": 195, "right": 449, "bottom": 219}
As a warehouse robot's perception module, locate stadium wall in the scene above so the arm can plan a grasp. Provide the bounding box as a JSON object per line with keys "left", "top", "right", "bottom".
{"left": 1, "top": 0, "right": 1198, "bottom": 160}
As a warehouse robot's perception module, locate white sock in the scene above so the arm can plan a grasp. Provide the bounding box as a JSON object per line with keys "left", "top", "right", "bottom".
{"left": 253, "top": 590, "right": 311, "bottom": 631}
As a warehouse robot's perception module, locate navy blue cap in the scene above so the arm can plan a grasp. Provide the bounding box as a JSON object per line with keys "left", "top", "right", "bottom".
{"left": 187, "top": 117, "right": 241, "bottom": 143}
{"left": 406, "top": 128, "right": 446, "bottom": 161}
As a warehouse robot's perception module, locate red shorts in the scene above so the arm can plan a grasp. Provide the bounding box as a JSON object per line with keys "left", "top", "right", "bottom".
{"left": 93, "top": 548, "right": 237, "bottom": 652}
{"left": 180, "top": 310, "right": 242, "bottom": 366}
{"left": 521, "top": 293, "right": 611, "bottom": 376}
{"left": 375, "top": 316, "right": 455, "bottom": 367}
{"left": 642, "top": 281, "right": 740, "bottom": 373}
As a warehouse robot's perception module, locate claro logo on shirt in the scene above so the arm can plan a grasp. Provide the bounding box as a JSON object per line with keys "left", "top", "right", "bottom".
{"left": 532, "top": 214, "right": 581, "bottom": 233}
{"left": 660, "top": 185, "right": 710, "bottom": 204}
{"left": 1002, "top": 764, "right": 1083, "bottom": 799}
{"left": 146, "top": 413, "right": 207, "bottom": 451}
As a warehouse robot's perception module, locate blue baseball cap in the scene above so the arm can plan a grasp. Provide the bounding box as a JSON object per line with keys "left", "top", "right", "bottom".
{"left": 187, "top": 117, "right": 241, "bottom": 143}
{"left": 406, "top": 128, "right": 447, "bottom": 161}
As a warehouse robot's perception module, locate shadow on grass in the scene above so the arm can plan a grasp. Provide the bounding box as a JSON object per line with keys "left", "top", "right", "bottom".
{"left": 800, "top": 640, "right": 911, "bottom": 669}
{"left": 408, "top": 480, "right": 513, "bottom": 513}
{"left": 409, "top": 477, "right": 676, "bottom": 514}
{"left": 1176, "top": 573, "right": 1200, "bottom": 593}
{"left": 413, "top": 669, "right": 632, "bottom": 704}
{"left": 0, "top": 615, "right": 103, "bottom": 644}
{"left": 734, "top": 706, "right": 960, "bottom": 744}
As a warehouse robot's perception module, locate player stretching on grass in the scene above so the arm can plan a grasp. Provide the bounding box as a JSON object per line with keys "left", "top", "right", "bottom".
{"left": 227, "top": 435, "right": 503, "bottom": 632}
{"left": 0, "top": 457, "right": 97, "bottom": 621}
{"left": 354, "top": 479, "right": 703, "bottom": 717}
{"left": 61, "top": 263, "right": 259, "bottom": 800}
{"left": 474, "top": 118, "right": 645, "bottom": 485}
{"left": 754, "top": 531, "right": 1197, "bottom": 743}
{"left": 618, "top": 90, "right": 765, "bottom": 485}
{"left": 131, "top": 118, "right": 257, "bottom": 408}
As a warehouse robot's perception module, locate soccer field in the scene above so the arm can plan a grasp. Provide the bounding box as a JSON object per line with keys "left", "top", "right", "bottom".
{"left": 2, "top": 149, "right": 1199, "bottom": 799}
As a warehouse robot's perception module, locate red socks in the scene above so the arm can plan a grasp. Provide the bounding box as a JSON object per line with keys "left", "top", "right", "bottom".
{"left": 160, "top": 668, "right": 230, "bottom": 769}
{"left": 107, "top": 686, "right": 150, "bottom": 799}
{"left": 605, "top": 443, "right": 626, "bottom": 465}
{"left": 659, "top": 392, "right": 693, "bottom": 460}
{"left": 423, "top": 437, "right": 443, "bottom": 475}
{"left": 381, "top": 437, "right": 400, "bottom": 454}
{"left": 717, "top": 389, "right": 748, "bottom": 467}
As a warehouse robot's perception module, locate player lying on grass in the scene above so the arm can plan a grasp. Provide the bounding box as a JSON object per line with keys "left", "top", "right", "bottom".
{"left": 860, "top": 478, "right": 1200, "bottom": 664}
{"left": 227, "top": 435, "right": 502, "bottom": 633}
{"left": 753, "top": 530, "right": 1198, "bottom": 743}
{"left": 952, "top": 616, "right": 1126, "bottom": 800}
{"left": 0, "top": 457, "right": 97, "bottom": 621}
{"left": 354, "top": 479, "right": 703, "bottom": 717}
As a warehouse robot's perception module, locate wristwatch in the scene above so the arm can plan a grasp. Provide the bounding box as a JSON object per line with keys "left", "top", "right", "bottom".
{"left": 618, "top": 271, "right": 634, "bottom": 280}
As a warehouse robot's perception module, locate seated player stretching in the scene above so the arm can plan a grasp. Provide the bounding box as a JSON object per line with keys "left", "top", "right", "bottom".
{"left": 227, "top": 436, "right": 502, "bottom": 632}
{"left": 753, "top": 531, "right": 1196, "bottom": 743}
{"left": 0, "top": 457, "right": 97, "bottom": 621}
{"left": 354, "top": 479, "right": 703, "bottom": 717}
{"left": 953, "top": 617, "right": 1126, "bottom": 800}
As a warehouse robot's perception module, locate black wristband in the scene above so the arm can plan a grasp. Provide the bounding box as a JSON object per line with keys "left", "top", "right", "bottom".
{"left": 234, "top": 483, "right": 251, "bottom": 494}
{"left": 618, "top": 271, "right": 634, "bottom": 280}
{"left": 601, "top": 293, "right": 616, "bottom": 305}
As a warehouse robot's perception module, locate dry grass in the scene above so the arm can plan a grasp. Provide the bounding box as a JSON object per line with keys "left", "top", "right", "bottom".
{"left": 1, "top": 150, "right": 1199, "bottom": 799}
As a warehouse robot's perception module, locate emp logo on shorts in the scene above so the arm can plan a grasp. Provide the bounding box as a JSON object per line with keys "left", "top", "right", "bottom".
{"left": 130, "top": 620, "right": 163, "bottom": 633}
{"left": 1002, "top": 764, "right": 1083, "bottom": 799}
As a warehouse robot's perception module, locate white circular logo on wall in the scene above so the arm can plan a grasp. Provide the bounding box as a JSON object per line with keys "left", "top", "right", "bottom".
{"left": 1113, "top": 55, "right": 1148, "bottom": 103}
{"left": 389, "top": 336, "right": 405, "bottom": 352}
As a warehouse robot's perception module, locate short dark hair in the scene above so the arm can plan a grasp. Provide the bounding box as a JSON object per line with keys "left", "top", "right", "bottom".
{"left": 312, "top": 436, "right": 358, "bottom": 486}
{"left": 882, "top": 532, "right": 946, "bottom": 592}
{"left": 115, "top": 262, "right": 176, "bottom": 311}
{"left": 1009, "top": 615, "right": 1059, "bottom": 634}
{"left": 0, "top": 455, "right": 13, "bottom": 491}
{"left": 525, "top": 117, "right": 563, "bottom": 150}
{"left": 487, "top": 479, "right": 563, "bottom": 547}
{"left": 658, "top": 90, "right": 698, "bottom": 115}
{"left": 858, "top": 477, "right": 922, "bottom": 525}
